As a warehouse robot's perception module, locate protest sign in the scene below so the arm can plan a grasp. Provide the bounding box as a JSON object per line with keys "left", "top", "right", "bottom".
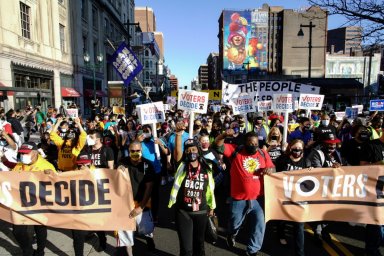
{"left": 257, "top": 100, "right": 272, "bottom": 112}
{"left": 177, "top": 90, "right": 209, "bottom": 114}
{"left": 345, "top": 107, "right": 359, "bottom": 119}
{"left": 298, "top": 93, "right": 324, "bottom": 110}
{"left": 230, "top": 95, "right": 255, "bottom": 115}
{"left": 112, "top": 106, "right": 125, "bottom": 115}
{"left": 222, "top": 81, "right": 320, "bottom": 103}
{"left": 335, "top": 111, "right": 346, "bottom": 121}
{"left": 137, "top": 101, "right": 165, "bottom": 125}
{"left": 111, "top": 42, "right": 143, "bottom": 85}
{"left": 370, "top": 100, "right": 384, "bottom": 111}
{"left": 352, "top": 105, "right": 364, "bottom": 114}
{"left": 166, "top": 96, "right": 177, "bottom": 106}
{"left": 264, "top": 166, "right": 384, "bottom": 225}
{"left": 272, "top": 94, "right": 293, "bottom": 112}
{"left": 210, "top": 105, "right": 221, "bottom": 113}
{"left": 66, "top": 109, "right": 78, "bottom": 118}
{"left": 0, "top": 169, "right": 135, "bottom": 231}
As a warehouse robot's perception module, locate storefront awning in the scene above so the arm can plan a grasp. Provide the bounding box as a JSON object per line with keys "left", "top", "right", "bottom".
{"left": 61, "top": 87, "right": 81, "bottom": 97}
{"left": 0, "top": 82, "right": 14, "bottom": 96}
{"left": 84, "top": 89, "right": 108, "bottom": 97}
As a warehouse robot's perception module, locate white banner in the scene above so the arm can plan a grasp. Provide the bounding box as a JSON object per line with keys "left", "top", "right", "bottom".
{"left": 66, "top": 109, "right": 78, "bottom": 118}
{"left": 177, "top": 90, "right": 209, "bottom": 114}
{"left": 230, "top": 95, "right": 255, "bottom": 115}
{"left": 298, "top": 93, "right": 324, "bottom": 110}
{"left": 137, "top": 101, "right": 165, "bottom": 125}
{"left": 335, "top": 111, "right": 346, "bottom": 121}
{"left": 257, "top": 100, "right": 272, "bottom": 112}
{"left": 222, "top": 81, "right": 320, "bottom": 104}
{"left": 272, "top": 94, "right": 293, "bottom": 112}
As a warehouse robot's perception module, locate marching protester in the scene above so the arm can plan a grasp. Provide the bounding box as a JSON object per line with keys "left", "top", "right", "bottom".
{"left": 169, "top": 121, "right": 216, "bottom": 256}
{"left": 263, "top": 127, "right": 285, "bottom": 163}
{"left": 116, "top": 140, "right": 156, "bottom": 255}
{"left": 12, "top": 142, "right": 56, "bottom": 256}
{"left": 288, "top": 117, "right": 315, "bottom": 155}
{"left": 214, "top": 129, "right": 275, "bottom": 256}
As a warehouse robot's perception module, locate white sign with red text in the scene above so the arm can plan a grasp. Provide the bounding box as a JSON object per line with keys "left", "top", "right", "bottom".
{"left": 66, "top": 109, "right": 78, "bottom": 118}
{"left": 273, "top": 94, "right": 293, "bottom": 112}
{"left": 257, "top": 100, "right": 272, "bottom": 112}
{"left": 298, "top": 93, "right": 324, "bottom": 110}
{"left": 230, "top": 95, "right": 255, "bottom": 115}
{"left": 137, "top": 101, "right": 165, "bottom": 125}
{"left": 177, "top": 90, "right": 209, "bottom": 114}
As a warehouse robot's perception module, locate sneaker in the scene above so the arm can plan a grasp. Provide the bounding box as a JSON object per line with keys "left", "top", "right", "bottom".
{"left": 226, "top": 234, "right": 236, "bottom": 248}
{"left": 279, "top": 238, "right": 288, "bottom": 245}
{"left": 146, "top": 237, "right": 156, "bottom": 252}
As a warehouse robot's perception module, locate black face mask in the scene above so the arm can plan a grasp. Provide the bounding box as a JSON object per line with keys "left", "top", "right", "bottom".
{"left": 193, "top": 125, "right": 201, "bottom": 130}
{"left": 245, "top": 145, "right": 258, "bottom": 154}
{"left": 290, "top": 149, "right": 303, "bottom": 158}
{"left": 358, "top": 132, "right": 370, "bottom": 141}
{"left": 303, "top": 125, "right": 311, "bottom": 131}
{"left": 326, "top": 147, "right": 336, "bottom": 154}
{"left": 186, "top": 152, "right": 198, "bottom": 162}
{"left": 271, "top": 136, "right": 278, "bottom": 141}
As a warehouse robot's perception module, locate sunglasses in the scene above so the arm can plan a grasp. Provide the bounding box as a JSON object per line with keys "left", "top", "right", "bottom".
{"left": 130, "top": 150, "right": 141, "bottom": 153}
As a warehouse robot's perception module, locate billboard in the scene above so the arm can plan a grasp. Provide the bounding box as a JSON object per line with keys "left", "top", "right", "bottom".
{"left": 223, "top": 10, "right": 268, "bottom": 71}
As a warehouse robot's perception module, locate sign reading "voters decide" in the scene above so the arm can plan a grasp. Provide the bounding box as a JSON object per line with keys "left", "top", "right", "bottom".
{"left": 298, "top": 93, "right": 324, "bottom": 110}
{"left": 177, "top": 90, "right": 209, "bottom": 114}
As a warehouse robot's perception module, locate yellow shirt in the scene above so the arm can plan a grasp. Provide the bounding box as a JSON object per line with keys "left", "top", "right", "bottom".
{"left": 50, "top": 130, "right": 87, "bottom": 171}
{"left": 13, "top": 155, "right": 57, "bottom": 173}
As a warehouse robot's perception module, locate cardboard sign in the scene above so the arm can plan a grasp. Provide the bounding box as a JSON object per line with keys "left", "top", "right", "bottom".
{"left": 257, "top": 100, "right": 272, "bottom": 112}
{"left": 335, "top": 111, "right": 346, "bottom": 121}
{"left": 230, "top": 95, "right": 255, "bottom": 115}
{"left": 112, "top": 106, "right": 125, "bottom": 115}
{"left": 210, "top": 105, "right": 221, "bottom": 113}
{"left": 272, "top": 94, "right": 293, "bottom": 112}
{"left": 137, "top": 101, "right": 165, "bottom": 125}
{"left": 166, "top": 96, "right": 177, "bottom": 106}
{"left": 177, "top": 90, "right": 209, "bottom": 114}
{"left": 0, "top": 169, "right": 135, "bottom": 231}
{"left": 345, "top": 107, "right": 359, "bottom": 119}
{"left": 265, "top": 166, "right": 384, "bottom": 225}
{"left": 370, "top": 100, "right": 384, "bottom": 111}
{"left": 352, "top": 105, "right": 363, "bottom": 114}
{"left": 222, "top": 81, "right": 320, "bottom": 103}
{"left": 66, "top": 109, "right": 78, "bottom": 118}
{"left": 298, "top": 93, "right": 324, "bottom": 110}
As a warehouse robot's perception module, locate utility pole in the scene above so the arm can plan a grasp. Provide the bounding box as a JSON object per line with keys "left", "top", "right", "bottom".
{"left": 297, "top": 21, "right": 316, "bottom": 78}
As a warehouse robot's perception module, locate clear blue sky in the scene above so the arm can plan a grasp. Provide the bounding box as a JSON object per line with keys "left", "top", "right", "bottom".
{"left": 135, "top": 0, "right": 346, "bottom": 87}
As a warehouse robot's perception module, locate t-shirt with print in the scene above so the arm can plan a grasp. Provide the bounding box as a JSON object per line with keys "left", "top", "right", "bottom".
{"left": 120, "top": 157, "right": 155, "bottom": 204}
{"left": 223, "top": 143, "right": 274, "bottom": 200}
{"left": 176, "top": 164, "right": 209, "bottom": 212}
{"left": 306, "top": 148, "right": 342, "bottom": 168}
{"left": 266, "top": 144, "right": 282, "bottom": 164}
{"left": 360, "top": 139, "right": 384, "bottom": 163}
{"left": 275, "top": 154, "right": 308, "bottom": 172}
{"left": 90, "top": 146, "right": 114, "bottom": 168}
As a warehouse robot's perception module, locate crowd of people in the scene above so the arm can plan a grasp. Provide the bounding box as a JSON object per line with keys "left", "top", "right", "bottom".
{"left": 1, "top": 103, "right": 384, "bottom": 256}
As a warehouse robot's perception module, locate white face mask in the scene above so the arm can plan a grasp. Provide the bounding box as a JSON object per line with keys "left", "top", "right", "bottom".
{"left": 143, "top": 132, "right": 151, "bottom": 139}
{"left": 20, "top": 154, "right": 33, "bottom": 165}
{"left": 86, "top": 135, "right": 96, "bottom": 146}
{"left": 61, "top": 128, "right": 67, "bottom": 133}
{"left": 321, "top": 120, "right": 330, "bottom": 126}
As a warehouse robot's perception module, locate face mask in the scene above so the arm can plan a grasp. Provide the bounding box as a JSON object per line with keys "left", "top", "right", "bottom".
{"left": 271, "top": 136, "right": 278, "bottom": 141}
{"left": 245, "top": 145, "right": 258, "bottom": 154}
{"left": 303, "top": 125, "right": 311, "bottom": 131}
{"left": 186, "top": 152, "right": 198, "bottom": 162}
{"left": 20, "top": 154, "right": 33, "bottom": 165}
{"left": 300, "top": 114, "right": 306, "bottom": 117}
{"left": 201, "top": 142, "right": 209, "bottom": 149}
{"left": 193, "top": 125, "right": 201, "bottom": 130}
{"left": 95, "top": 118, "right": 99, "bottom": 121}
{"left": 86, "top": 136, "right": 96, "bottom": 146}
{"left": 290, "top": 149, "right": 303, "bottom": 158}
{"left": 61, "top": 128, "right": 67, "bottom": 133}
{"left": 359, "top": 132, "right": 370, "bottom": 141}
{"left": 256, "top": 119, "right": 263, "bottom": 124}
{"left": 233, "top": 127, "right": 239, "bottom": 134}
{"left": 225, "top": 123, "right": 230, "bottom": 129}
{"left": 46, "top": 125, "right": 52, "bottom": 130}
{"left": 130, "top": 152, "right": 142, "bottom": 161}
{"left": 321, "top": 120, "right": 330, "bottom": 126}
{"left": 143, "top": 132, "right": 151, "bottom": 139}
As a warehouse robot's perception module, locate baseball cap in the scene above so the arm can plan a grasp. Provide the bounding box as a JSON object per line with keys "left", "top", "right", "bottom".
{"left": 321, "top": 133, "right": 341, "bottom": 144}
{"left": 184, "top": 139, "right": 198, "bottom": 149}
{"left": 19, "top": 142, "right": 38, "bottom": 154}
{"left": 76, "top": 151, "right": 92, "bottom": 164}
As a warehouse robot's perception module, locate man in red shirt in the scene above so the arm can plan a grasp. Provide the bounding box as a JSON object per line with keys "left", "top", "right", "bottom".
{"left": 215, "top": 130, "right": 275, "bottom": 256}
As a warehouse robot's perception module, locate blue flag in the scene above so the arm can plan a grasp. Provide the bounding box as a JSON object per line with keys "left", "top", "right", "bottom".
{"left": 111, "top": 42, "right": 143, "bottom": 85}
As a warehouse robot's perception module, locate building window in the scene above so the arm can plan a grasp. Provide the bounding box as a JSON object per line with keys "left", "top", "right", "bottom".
{"left": 20, "top": 2, "right": 31, "bottom": 39}
{"left": 83, "top": 35, "right": 87, "bottom": 54}
{"left": 145, "top": 50, "right": 149, "bottom": 56}
{"left": 110, "top": 24, "right": 114, "bottom": 39}
{"left": 59, "top": 24, "right": 65, "bottom": 52}
{"left": 145, "top": 61, "right": 149, "bottom": 68}
{"left": 92, "top": 6, "right": 98, "bottom": 29}
{"left": 81, "top": 0, "right": 87, "bottom": 19}
{"left": 104, "top": 18, "right": 109, "bottom": 35}
{"left": 93, "top": 41, "right": 98, "bottom": 62}
{"left": 145, "top": 72, "right": 149, "bottom": 79}
{"left": 150, "top": 61, "right": 153, "bottom": 68}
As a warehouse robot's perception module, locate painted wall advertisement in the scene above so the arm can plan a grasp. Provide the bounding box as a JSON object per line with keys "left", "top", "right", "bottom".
{"left": 223, "top": 10, "right": 268, "bottom": 71}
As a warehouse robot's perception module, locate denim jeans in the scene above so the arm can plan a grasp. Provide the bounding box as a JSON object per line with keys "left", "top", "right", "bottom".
{"left": 228, "top": 197, "right": 265, "bottom": 254}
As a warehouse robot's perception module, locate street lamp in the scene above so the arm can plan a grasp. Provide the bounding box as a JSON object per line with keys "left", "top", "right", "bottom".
{"left": 297, "top": 21, "right": 316, "bottom": 78}
{"left": 83, "top": 52, "right": 103, "bottom": 101}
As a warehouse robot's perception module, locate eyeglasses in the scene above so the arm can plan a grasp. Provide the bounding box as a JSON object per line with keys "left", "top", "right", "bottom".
{"left": 130, "top": 150, "right": 141, "bottom": 153}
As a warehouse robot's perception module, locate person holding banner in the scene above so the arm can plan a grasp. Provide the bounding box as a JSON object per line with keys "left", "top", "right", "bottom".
{"left": 169, "top": 121, "right": 216, "bottom": 256}
{"left": 214, "top": 130, "right": 275, "bottom": 256}
{"left": 12, "top": 142, "right": 56, "bottom": 256}
{"left": 274, "top": 139, "right": 308, "bottom": 255}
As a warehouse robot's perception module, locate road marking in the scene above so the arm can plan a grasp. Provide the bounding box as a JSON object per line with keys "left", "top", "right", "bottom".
{"left": 304, "top": 225, "right": 339, "bottom": 256}
{"left": 329, "top": 233, "right": 354, "bottom": 256}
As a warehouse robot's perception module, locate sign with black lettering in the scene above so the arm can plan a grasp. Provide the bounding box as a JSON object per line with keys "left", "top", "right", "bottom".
{"left": 0, "top": 169, "right": 135, "bottom": 231}
{"left": 265, "top": 166, "right": 384, "bottom": 225}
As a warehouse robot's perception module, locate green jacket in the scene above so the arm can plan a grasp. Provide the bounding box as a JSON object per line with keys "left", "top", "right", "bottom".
{"left": 168, "top": 161, "right": 216, "bottom": 210}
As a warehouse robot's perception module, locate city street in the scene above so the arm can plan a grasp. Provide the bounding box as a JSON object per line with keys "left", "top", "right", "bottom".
{"left": 0, "top": 180, "right": 383, "bottom": 256}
